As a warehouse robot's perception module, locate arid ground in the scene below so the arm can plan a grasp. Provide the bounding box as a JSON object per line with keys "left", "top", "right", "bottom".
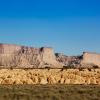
{"left": 0, "top": 85, "right": 100, "bottom": 100}
{"left": 0, "top": 69, "right": 100, "bottom": 100}
{"left": 0, "top": 69, "right": 100, "bottom": 84}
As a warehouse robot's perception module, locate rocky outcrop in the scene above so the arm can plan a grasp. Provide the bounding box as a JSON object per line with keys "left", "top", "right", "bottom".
{"left": 55, "top": 53, "right": 82, "bottom": 67}
{"left": 81, "top": 52, "right": 100, "bottom": 68}
{"left": 56, "top": 52, "right": 100, "bottom": 68}
{"left": 81, "top": 52, "right": 100, "bottom": 66}
{"left": 0, "top": 69, "right": 100, "bottom": 84}
{"left": 0, "top": 43, "right": 100, "bottom": 69}
{"left": 0, "top": 43, "right": 62, "bottom": 68}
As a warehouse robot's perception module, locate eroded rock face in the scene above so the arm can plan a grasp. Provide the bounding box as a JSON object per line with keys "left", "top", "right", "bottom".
{"left": 0, "top": 43, "right": 100, "bottom": 68}
{"left": 55, "top": 53, "right": 82, "bottom": 67}
{"left": 81, "top": 52, "right": 100, "bottom": 67}
{"left": 56, "top": 52, "right": 100, "bottom": 68}
{"left": 0, "top": 43, "right": 62, "bottom": 68}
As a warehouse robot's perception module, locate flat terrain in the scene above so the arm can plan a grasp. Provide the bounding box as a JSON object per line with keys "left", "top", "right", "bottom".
{"left": 0, "top": 85, "right": 100, "bottom": 100}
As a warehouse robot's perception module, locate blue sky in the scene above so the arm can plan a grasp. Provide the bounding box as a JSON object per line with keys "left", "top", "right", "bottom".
{"left": 0, "top": 0, "right": 100, "bottom": 55}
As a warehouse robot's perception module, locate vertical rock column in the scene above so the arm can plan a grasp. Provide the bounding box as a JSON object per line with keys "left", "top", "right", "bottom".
{"left": 40, "top": 47, "right": 62, "bottom": 68}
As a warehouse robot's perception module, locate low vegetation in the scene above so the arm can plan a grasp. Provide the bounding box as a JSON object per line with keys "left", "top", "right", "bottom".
{"left": 0, "top": 85, "right": 100, "bottom": 100}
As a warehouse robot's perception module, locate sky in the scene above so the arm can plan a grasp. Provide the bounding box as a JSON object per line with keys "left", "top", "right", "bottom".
{"left": 0, "top": 0, "right": 100, "bottom": 55}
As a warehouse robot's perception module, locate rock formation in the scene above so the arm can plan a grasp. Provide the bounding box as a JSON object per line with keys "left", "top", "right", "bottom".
{"left": 0, "top": 43, "right": 100, "bottom": 68}
{"left": 81, "top": 52, "right": 100, "bottom": 68}
{"left": 56, "top": 52, "right": 100, "bottom": 68}
{"left": 0, "top": 69, "right": 100, "bottom": 84}
{"left": 55, "top": 53, "right": 82, "bottom": 67}
{"left": 0, "top": 43, "right": 62, "bottom": 68}
{"left": 0, "top": 43, "right": 100, "bottom": 85}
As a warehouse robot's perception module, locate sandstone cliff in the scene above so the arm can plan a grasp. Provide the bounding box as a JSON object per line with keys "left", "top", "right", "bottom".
{"left": 0, "top": 43, "right": 62, "bottom": 68}
{"left": 55, "top": 53, "right": 82, "bottom": 67}
{"left": 56, "top": 52, "right": 100, "bottom": 68}
{"left": 0, "top": 43, "right": 100, "bottom": 68}
{"left": 81, "top": 52, "right": 100, "bottom": 67}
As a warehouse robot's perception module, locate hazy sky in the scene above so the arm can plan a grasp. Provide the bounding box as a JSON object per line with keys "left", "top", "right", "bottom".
{"left": 0, "top": 0, "right": 100, "bottom": 55}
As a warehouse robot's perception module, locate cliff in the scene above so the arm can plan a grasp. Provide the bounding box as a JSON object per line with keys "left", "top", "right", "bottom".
{"left": 81, "top": 52, "right": 100, "bottom": 67}
{"left": 55, "top": 53, "right": 82, "bottom": 67}
{"left": 0, "top": 43, "right": 62, "bottom": 68}
{"left": 56, "top": 52, "right": 100, "bottom": 68}
{"left": 0, "top": 43, "right": 100, "bottom": 68}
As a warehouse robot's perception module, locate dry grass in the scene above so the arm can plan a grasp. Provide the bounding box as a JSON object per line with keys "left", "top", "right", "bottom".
{"left": 0, "top": 85, "right": 100, "bottom": 100}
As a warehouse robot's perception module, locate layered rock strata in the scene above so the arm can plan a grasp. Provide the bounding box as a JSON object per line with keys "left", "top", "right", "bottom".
{"left": 55, "top": 53, "right": 82, "bottom": 67}
{"left": 81, "top": 52, "right": 100, "bottom": 67}
{"left": 0, "top": 43, "right": 61, "bottom": 68}
{"left": 0, "top": 43, "right": 100, "bottom": 68}
{"left": 56, "top": 52, "right": 100, "bottom": 68}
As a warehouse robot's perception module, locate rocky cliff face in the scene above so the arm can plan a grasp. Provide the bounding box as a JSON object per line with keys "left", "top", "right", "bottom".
{"left": 0, "top": 43, "right": 62, "bottom": 68}
{"left": 0, "top": 43, "right": 100, "bottom": 68}
{"left": 55, "top": 53, "right": 82, "bottom": 67}
{"left": 56, "top": 52, "right": 100, "bottom": 68}
{"left": 81, "top": 52, "right": 100, "bottom": 67}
